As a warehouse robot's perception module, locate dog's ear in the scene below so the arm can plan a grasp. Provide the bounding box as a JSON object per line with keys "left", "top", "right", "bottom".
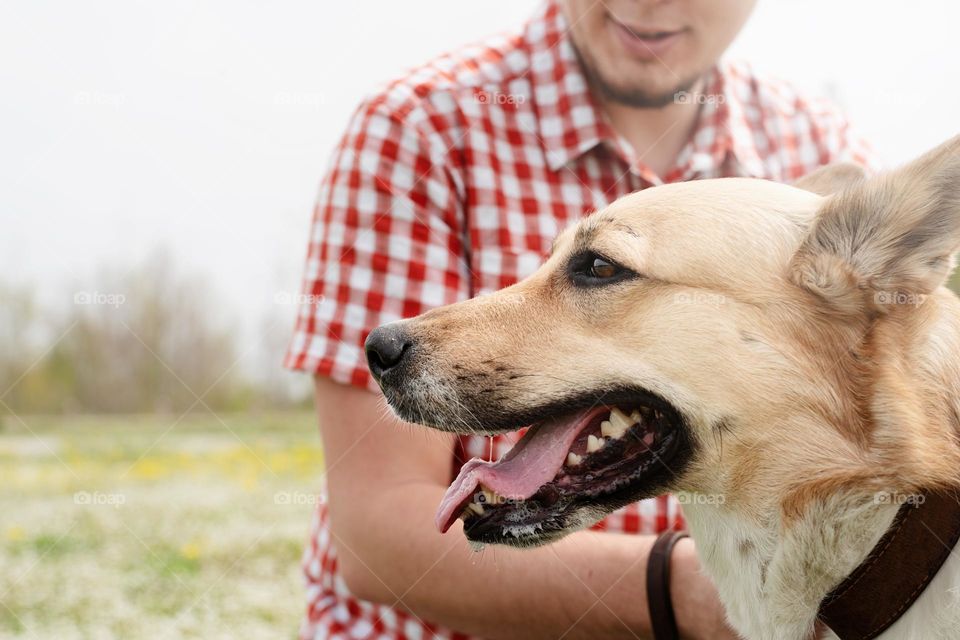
{"left": 793, "top": 163, "right": 866, "bottom": 196}
{"left": 790, "top": 135, "right": 960, "bottom": 315}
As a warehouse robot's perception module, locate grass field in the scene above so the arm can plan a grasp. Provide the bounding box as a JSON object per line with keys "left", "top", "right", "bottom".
{"left": 0, "top": 411, "right": 323, "bottom": 639}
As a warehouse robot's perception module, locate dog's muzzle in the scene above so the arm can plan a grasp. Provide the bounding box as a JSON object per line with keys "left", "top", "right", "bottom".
{"left": 364, "top": 319, "right": 693, "bottom": 548}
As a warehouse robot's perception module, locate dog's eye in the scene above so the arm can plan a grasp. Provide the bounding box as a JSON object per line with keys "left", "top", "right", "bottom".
{"left": 568, "top": 252, "right": 633, "bottom": 286}
{"left": 588, "top": 257, "right": 619, "bottom": 279}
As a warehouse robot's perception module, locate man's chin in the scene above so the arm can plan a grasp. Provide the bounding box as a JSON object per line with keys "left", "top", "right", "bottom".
{"left": 572, "top": 44, "right": 705, "bottom": 109}
{"left": 596, "top": 83, "right": 686, "bottom": 109}
{"left": 591, "top": 69, "right": 703, "bottom": 109}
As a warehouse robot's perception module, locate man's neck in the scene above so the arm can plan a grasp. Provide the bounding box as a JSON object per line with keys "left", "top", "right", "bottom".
{"left": 598, "top": 78, "right": 704, "bottom": 180}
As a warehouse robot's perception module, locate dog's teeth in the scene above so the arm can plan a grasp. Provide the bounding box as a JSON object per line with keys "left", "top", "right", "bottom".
{"left": 599, "top": 419, "right": 618, "bottom": 439}
{"left": 601, "top": 418, "right": 628, "bottom": 439}
{"left": 481, "top": 488, "right": 497, "bottom": 505}
{"left": 587, "top": 434, "right": 604, "bottom": 453}
{"left": 468, "top": 502, "right": 484, "bottom": 516}
{"left": 566, "top": 452, "right": 582, "bottom": 466}
{"left": 610, "top": 407, "right": 633, "bottom": 437}
{"left": 629, "top": 410, "right": 642, "bottom": 424}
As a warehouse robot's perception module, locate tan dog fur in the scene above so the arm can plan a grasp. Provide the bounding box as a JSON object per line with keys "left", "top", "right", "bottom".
{"left": 383, "top": 136, "right": 960, "bottom": 639}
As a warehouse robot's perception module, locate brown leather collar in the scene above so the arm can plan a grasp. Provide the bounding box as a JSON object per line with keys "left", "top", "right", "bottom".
{"left": 817, "top": 487, "right": 960, "bottom": 640}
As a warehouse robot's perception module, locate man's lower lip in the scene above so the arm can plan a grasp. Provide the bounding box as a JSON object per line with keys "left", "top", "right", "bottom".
{"left": 609, "top": 20, "right": 684, "bottom": 60}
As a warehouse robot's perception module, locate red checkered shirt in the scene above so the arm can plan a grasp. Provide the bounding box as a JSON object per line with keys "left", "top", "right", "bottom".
{"left": 285, "top": 2, "right": 879, "bottom": 638}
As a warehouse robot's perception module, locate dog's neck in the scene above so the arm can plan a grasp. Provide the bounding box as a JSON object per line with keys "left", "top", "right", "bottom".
{"left": 682, "top": 492, "right": 960, "bottom": 640}
{"left": 682, "top": 494, "right": 899, "bottom": 640}
{"left": 682, "top": 293, "right": 960, "bottom": 640}
{"left": 817, "top": 488, "right": 960, "bottom": 639}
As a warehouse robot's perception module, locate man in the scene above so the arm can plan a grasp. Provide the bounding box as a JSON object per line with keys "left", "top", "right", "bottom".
{"left": 286, "top": 1, "right": 878, "bottom": 638}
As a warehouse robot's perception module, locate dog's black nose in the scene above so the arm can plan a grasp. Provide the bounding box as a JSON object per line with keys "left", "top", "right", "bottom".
{"left": 365, "top": 324, "right": 413, "bottom": 381}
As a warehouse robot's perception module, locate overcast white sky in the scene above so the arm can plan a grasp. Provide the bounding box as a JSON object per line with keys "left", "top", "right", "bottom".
{"left": 2, "top": 1, "right": 957, "bottom": 345}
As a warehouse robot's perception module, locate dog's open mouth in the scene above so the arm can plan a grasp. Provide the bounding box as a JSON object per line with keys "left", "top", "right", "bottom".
{"left": 436, "top": 394, "right": 686, "bottom": 545}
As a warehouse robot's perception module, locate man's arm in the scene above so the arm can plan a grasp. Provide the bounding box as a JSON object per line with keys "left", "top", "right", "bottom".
{"left": 316, "top": 376, "right": 735, "bottom": 640}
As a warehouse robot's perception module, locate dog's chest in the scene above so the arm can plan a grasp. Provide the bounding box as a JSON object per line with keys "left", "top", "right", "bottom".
{"left": 683, "top": 499, "right": 960, "bottom": 639}
{"left": 680, "top": 501, "right": 779, "bottom": 636}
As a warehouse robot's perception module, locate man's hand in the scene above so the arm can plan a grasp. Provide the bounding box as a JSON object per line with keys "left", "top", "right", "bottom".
{"left": 315, "top": 376, "right": 738, "bottom": 639}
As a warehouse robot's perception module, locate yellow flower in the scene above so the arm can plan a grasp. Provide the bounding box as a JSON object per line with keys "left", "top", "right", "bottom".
{"left": 131, "top": 458, "right": 166, "bottom": 479}
{"left": 6, "top": 525, "right": 25, "bottom": 541}
{"left": 180, "top": 541, "right": 202, "bottom": 560}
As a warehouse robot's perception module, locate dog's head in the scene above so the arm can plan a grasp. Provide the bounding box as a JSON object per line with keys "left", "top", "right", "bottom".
{"left": 366, "top": 136, "right": 960, "bottom": 547}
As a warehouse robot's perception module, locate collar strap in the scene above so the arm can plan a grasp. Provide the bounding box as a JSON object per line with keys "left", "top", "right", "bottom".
{"left": 817, "top": 487, "right": 960, "bottom": 640}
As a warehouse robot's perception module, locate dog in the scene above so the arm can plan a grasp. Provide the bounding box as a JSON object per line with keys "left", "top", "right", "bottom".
{"left": 365, "top": 136, "right": 960, "bottom": 639}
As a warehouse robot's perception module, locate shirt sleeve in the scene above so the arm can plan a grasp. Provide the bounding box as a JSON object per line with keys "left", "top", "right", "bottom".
{"left": 284, "top": 97, "right": 470, "bottom": 391}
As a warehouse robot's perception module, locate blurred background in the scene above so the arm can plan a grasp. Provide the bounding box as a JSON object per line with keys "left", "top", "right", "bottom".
{"left": 1, "top": 1, "right": 957, "bottom": 638}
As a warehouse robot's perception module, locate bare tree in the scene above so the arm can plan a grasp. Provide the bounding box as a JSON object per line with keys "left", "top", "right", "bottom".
{"left": 1, "top": 252, "right": 253, "bottom": 414}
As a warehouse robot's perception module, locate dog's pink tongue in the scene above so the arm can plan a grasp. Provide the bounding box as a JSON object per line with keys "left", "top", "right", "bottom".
{"left": 435, "top": 408, "right": 600, "bottom": 533}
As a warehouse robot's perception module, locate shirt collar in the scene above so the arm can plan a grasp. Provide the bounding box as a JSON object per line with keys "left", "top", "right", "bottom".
{"left": 524, "top": 1, "right": 766, "bottom": 180}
